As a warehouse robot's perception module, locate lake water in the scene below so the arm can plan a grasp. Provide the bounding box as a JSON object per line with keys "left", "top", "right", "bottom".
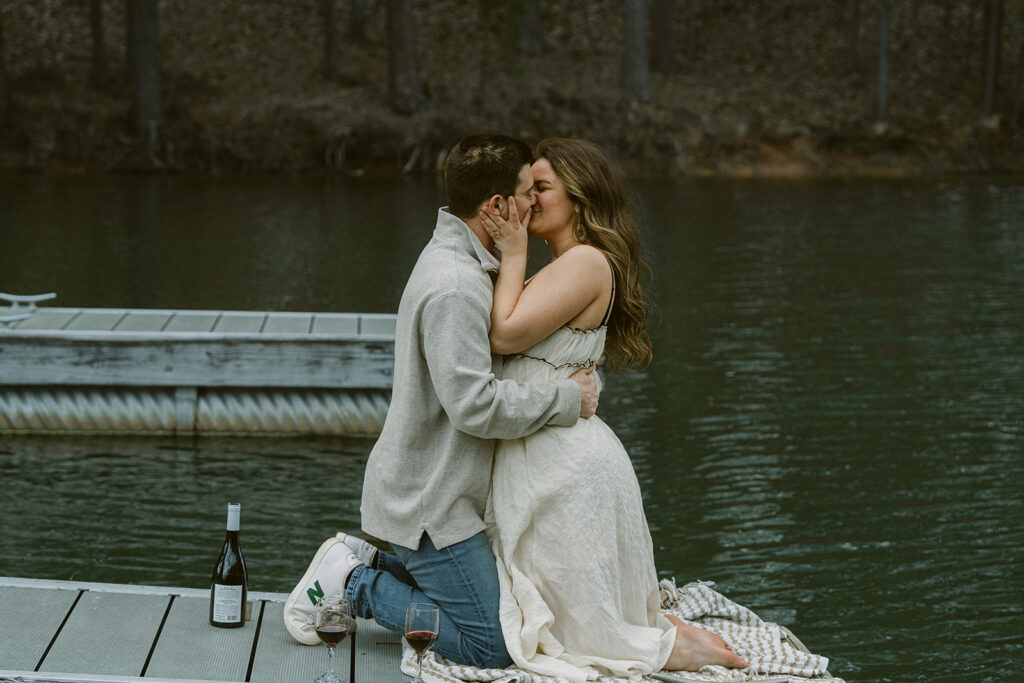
{"left": 1, "top": 173, "right": 1022, "bottom": 682}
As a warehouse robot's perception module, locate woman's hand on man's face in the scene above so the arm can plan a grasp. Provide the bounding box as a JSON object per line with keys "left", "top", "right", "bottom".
{"left": 481, "top": 197, "right": 529, "bottom": 258}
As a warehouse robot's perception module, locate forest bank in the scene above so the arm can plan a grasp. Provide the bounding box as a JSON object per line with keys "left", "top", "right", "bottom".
{"left": 0, "top": 0, "right": 1022, "bottom": 176}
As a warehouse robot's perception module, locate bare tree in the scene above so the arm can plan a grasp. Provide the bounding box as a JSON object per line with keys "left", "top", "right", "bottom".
{"left": 0, "top": 12, "right": 7, "bottom": 132}
{"left": 943, "top": 0, "right": 954, "bottom": 95}
{"left": 89, "top": 0, "right": 107, "bottom": 88}
{"left": 386, "top": 0, "right": 427, "bottom": 115}
{"left": 521, "top": 0, "right": 543, "bottom": 58}
{"left": 346, "top": 0, "right": 367, "bottom": 45}
{"left": 686, "top": 0, "right": 698, "bottom": 62}
{"left": 1014, "top": 23, "right": 1024, "bottom": 133}
{"left": 982, "top": 0, "right": 1004, "bottom": 117}
{"left": 323, "top": 0, "right": 338, "bottom": 80}
{"left": 624, "top": 0, "right": 651, "bottom": 101}
{"left": 901, "top": 0, "right": 920, "bottom": 106}
{"left": 876, "top": 0, "right": 890, "bottom": 120}
{"left": 126, "top": 0, "right": 162, "bottom": 145}
{"left": 849, "top": 0, "right": 861, "bottom": 75}
{"left": 970, "top": 2, "right": 982, "bottom": 75}
{"left": 760, "top": 0, "right": 772, "bottom": 63}
{"left": 653, "top": 0, "right": 674, "bottom": 75}
{"left": 1014, "top": 39, "right": 1024, "bottom": 133}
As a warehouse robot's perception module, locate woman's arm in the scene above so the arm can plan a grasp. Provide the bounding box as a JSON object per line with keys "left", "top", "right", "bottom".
{"left": 482, "top": 203, "right": 608, "bottom": 355}
{"left": 485, "top": 201, "right": 530, "bottom": 353}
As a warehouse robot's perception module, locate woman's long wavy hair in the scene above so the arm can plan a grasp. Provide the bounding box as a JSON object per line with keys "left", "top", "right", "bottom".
{"left": 535, "top": 138, "right": 653, "bottom": 370}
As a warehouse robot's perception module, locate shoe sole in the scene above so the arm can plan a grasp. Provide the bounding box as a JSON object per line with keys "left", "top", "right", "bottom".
{"left": 283, "top": 535, "right": 343, "bottom": 645}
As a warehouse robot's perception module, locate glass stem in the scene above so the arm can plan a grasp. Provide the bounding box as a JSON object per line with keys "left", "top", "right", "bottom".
{"left": 327, "top": 645, "right": 335, "bottom": 675}
{"left": 416, "top": 652, "right": 424, "bottom": 679}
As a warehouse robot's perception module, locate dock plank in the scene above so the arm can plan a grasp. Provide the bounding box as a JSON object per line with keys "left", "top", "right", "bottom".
{"left": 162, "top": 312, "right": 220, "bottom": 333}
{"left": 212, "top": 313, "right": 266, "bottom": 334}
{"left": 0, "top": 585, "right": 80, "bottom": 671}
{"left": 114, "top": 311, "right": 173, "bottom": 332}
{"left": 64, "top": 311, "right": 127, "bottom": 332}
{"left": 359, "top": 315, "right": 397, "bottom": 336}
{"left": 9, "top": 309, "right": 80, "bottom": 331}
{"left": 311, "top": 314, "right": 360, "bottom": 335}
{"left": 352, "top": 618, "right": 403, "bottom": 683}
{"left": 144, "top": 596, "right": 256, "bottom": 681}
{"left": 249, "top": 600, "right": 351, "bottom": 683}
{"left": 38, "top": 591, "right": 169, "bottom": 677}
{"left": 263, "top": 313, "right": 313, "bottom": 334}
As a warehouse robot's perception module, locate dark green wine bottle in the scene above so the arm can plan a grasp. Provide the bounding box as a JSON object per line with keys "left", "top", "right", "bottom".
{"left": 210, "top": 503, "right": 247, "bottom": 628}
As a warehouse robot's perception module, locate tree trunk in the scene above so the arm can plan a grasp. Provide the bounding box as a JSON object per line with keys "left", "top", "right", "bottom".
{"left": 623, "top": 0, "right": 651, "bottom": 101}
{"left": 901, "top": 0, "right": 919, "bottom": 106}
{"left": 1014, "top": 29, "right": 1024, "bottom": 132}
{"left": 323, "top": 0, "right": 338, "bottom": 80}
{"left": 849, "top": 0, "right": 860, "bottom": 75}
{"left": 89, "top": 0, "right": 107, "bottom": 88}
{"left": 521, "top": 0, "right": 543, "bottom": 58}
{"left": 760, "top": 0, "right": 772, "bottom": 63}
{"left": 346, "top": 0, "right": 367, "bottom": 45}
{"left": 982, "top": 0, "right": 1004, "bottom": 117}
{"left": 1011, "top": 24, "right": 1019, "bottom": 132}
{"left": 126, "top": 0, "right": 162, "bottom": 144}
{"left": 943, "top": 0, "right": 953, "bottom": 95}
{"left": 386, "top": 0, "right": 427, "bottom": 115}
{"left": 686, "top": 0, "right": 697, "bottom": 61}
{"left": 971, "top": 2, "right": 982, "bottom": 76}
{"left": 653, "top": 0, "right": 674, "bottom": 75}
{"left": 0, "top": 12, "right": 7, "bottom": 132}
{"left": 876, "top": 0, "right": 890, "bottom": 120}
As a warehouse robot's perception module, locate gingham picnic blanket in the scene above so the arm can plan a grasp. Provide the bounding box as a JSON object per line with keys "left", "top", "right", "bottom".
{"left": 399, "top": 579, "right": 844, "bottom": 683}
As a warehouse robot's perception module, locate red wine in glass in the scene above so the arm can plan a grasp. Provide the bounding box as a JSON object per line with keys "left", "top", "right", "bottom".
{"left": 317, "top": 623, "right": 351, "bottom": 647}
{"left": 314, "top": 597, "right": 356, "bottom": 683}
{"left": 404, "top": 603, "right": 440, "bottom": 683}
{"left": 404, "top": 630, "right": 438, "bottom": 654}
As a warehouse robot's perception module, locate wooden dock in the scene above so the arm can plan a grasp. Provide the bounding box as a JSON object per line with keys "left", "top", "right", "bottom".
{"left": 0, "top": 576, "right": 402, "bottom": 683}
{"left": 0, "top": 577, "right": 832, "bottom": 683}
{"left": 0, "top": 306, "right": 397, "bottom": 436}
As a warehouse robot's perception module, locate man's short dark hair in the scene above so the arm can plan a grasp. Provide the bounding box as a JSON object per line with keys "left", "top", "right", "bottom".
{"left": 443, "top": 134, "right": 532, "bottom": 219}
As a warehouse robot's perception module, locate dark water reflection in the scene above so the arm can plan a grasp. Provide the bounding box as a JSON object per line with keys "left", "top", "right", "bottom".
{"left": 1, "top": 175, "right": 1022, "bottom": 681}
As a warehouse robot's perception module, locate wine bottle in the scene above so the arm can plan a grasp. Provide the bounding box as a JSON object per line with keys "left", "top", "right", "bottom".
{"left": 210, "top": 502, "right": 248, "bottom": 628}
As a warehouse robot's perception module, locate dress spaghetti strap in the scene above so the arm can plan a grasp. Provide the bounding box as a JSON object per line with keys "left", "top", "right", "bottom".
{"left": 600, "top": 259, "right": 616, "bottom": 327}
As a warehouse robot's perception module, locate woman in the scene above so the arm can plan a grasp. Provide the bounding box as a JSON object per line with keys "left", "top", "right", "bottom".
{"left": 480, "top": 138, "right": 747, "bottom": 681}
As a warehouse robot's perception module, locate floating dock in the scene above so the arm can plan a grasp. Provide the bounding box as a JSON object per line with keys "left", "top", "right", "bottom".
{"left": 0, "top": 576, "right": 401, "bottom": 683}
{"left": 0, "top": 306, "right": 397, "bottom": 436}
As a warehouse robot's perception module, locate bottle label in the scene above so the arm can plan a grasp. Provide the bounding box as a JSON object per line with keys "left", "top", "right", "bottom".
{"left": 212, "top": 584, "right": 243, "bottom": 622}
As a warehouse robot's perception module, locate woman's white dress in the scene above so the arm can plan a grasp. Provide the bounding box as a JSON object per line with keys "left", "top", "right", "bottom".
{"left": 488, "top": 325, "right": 675, "bottom": 683}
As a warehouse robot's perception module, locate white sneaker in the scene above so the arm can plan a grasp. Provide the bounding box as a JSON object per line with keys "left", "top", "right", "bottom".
{"left": 336, "top": 532, "right": 379, "bottom": 568}
{"left": 283, "top": 536, "right": 363, "bottom": 645}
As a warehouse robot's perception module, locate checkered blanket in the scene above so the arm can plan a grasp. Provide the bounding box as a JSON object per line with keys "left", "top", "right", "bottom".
{"left": 399, "top": 580, "right": 843, "bottom": 683}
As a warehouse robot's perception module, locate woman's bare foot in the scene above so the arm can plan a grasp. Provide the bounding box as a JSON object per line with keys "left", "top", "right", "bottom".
{"left": 663, "top": 614, "right": 749, "bottom": 671}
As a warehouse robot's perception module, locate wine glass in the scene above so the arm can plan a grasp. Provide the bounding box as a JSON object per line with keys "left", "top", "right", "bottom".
{"left": 404, "top": 603, "right": 440, "bottom": 683}
{"left": 314, "top": 595, "right": 356, "bottom": 683}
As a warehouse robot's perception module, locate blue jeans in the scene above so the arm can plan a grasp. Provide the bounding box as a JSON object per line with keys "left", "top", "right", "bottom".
{"left": 344, "top": 531, "right": 511, "bottom": 669}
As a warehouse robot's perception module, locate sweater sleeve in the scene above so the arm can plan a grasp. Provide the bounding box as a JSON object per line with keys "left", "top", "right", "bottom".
{"left": 421, "top": 290, "right": 580, "bottom": 439}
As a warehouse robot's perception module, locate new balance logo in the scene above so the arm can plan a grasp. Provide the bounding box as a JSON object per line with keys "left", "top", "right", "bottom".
{"left": 306, "top": 580, "right": 324, "bottom": 605}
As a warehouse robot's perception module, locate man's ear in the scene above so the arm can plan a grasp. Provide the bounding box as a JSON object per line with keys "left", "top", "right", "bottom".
{"left": 482, "top": 194, "right": 503, "bottom": 214}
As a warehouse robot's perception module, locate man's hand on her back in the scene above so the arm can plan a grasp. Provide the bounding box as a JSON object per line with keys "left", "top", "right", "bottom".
{"left": 570, "top": 364, "right": 599, "bottom": 419}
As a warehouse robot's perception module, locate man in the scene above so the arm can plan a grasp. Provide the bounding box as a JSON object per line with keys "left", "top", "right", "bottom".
{"left": 284, "top": 134, "right": 599, "bottom": 668}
